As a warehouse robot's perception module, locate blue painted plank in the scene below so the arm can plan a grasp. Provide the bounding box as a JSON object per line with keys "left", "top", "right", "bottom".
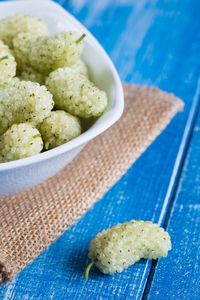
{"left": 147, "top": 89, "right": 200, "bottom": 300}
{"left": 0, "top": 0, "right": 200, "bottom": 299}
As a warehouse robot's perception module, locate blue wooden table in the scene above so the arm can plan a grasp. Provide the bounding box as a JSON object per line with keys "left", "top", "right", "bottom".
{"left": 1, "top": 0, "right": 200, "bottom": 299}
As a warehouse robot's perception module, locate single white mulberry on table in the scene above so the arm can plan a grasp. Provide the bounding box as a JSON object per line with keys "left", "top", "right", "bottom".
{"left": 13, "top": 31, "right": 84, "bottom": 75}
{"left": 0, "top": 14, "right": 48, "bottom": 48}
{"left": 0, "top": 123, "right": 43, "bottom": 162}
{"left": 46, "top": 67, "right": 108, "bottom": 118}
{"left": 85, "top": 220, "right": 171, "bottom": 279}
{"left": 0, "top": 78, "right": 54, "bottom": 135}
{"left": 40, "top": 110, "right": 81, "bottom": 149}
{"left": 0, "top": 40, "right": 16, "bottom": 83}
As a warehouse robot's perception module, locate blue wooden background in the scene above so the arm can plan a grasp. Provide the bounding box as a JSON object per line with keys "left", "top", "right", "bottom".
{"left": 1, "top": 0, "right": 200, "bottom": 299}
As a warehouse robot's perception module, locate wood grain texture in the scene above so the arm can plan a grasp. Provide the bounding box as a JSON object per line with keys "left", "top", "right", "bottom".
{"left": 147, "top": 83, "right": 200, "bottom": 300}
{"left": 0, "top": 0, "right": 200, "bottom": 299}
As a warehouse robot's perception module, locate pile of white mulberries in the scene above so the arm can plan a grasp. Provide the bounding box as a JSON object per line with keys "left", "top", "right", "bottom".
{"left": 85, "top": 220, "right": 171, "bottom": 279}
{"left": 0, "top": 14, "right": 108, "bottom": 163}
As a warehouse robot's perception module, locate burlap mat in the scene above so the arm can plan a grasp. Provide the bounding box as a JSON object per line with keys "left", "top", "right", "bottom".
{"left": 0, "top": 83, "right": 183, "bottom": 285}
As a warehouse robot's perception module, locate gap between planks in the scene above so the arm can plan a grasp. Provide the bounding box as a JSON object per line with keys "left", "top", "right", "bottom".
{"left": 142, "top": 77, "right": 200, "bottom": 300}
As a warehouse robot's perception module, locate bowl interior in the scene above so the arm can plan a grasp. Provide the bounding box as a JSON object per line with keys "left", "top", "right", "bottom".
{"left": 0, "top": 0, "right": 124, "bottom": 170}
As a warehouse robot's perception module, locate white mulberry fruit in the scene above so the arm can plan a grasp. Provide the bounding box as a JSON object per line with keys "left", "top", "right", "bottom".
{"left": 0, "top": 14, "right": 48, "bottom": 48}
{"left": 85, "top": 220, "right": 171, "bottom": 279}
{"left": 0, "top": 123, "right": 43, "bottom": 162}
{"left": 0, "top": 79, "right": 54, "bottom": 135}
{"left": 0, "top": 40, "right": 16, "bottom": 83}
{"left": 18, "top": 64, "right": 45, "bottom": 85}
{"left": 46, "top": 67, "right": 108, "bottom": 118}
{"left": 71, "top": 59, "right": 89, "bottom": 78}
{"left": 13, "top": 32, "right": 84, "bottom": 75}
{"left": 40, "top": 110, "right": 81, "bottom": 149}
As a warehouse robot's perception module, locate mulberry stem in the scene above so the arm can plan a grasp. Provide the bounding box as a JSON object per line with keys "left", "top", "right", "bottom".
{"left": 44, "top": 141, "right": 49, "bottom": 150}
{"left": 84, "top": 260, "right": 97, "bottom": 280}
{"left": 75, "top": 33, "right": 86, "bottom": 44}
{"left": 33, "top": 134, "right": 41, "bottom": 138}
{"left": 0, "top": 56, "right": 8, "bottom": 62}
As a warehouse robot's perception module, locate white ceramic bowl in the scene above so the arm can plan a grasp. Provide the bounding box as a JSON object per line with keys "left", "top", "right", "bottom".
{"left": 0, "top": 0, "right": 124, "bottom": 196}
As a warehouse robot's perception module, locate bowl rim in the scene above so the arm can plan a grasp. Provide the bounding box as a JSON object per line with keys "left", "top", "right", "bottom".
{"left": 0, "top": 0, "right": 124, "bottom": 171}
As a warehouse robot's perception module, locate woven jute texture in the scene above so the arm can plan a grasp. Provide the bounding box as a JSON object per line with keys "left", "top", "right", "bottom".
{"left": 0, "top": 83, "right": 183, "bottom": 285}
